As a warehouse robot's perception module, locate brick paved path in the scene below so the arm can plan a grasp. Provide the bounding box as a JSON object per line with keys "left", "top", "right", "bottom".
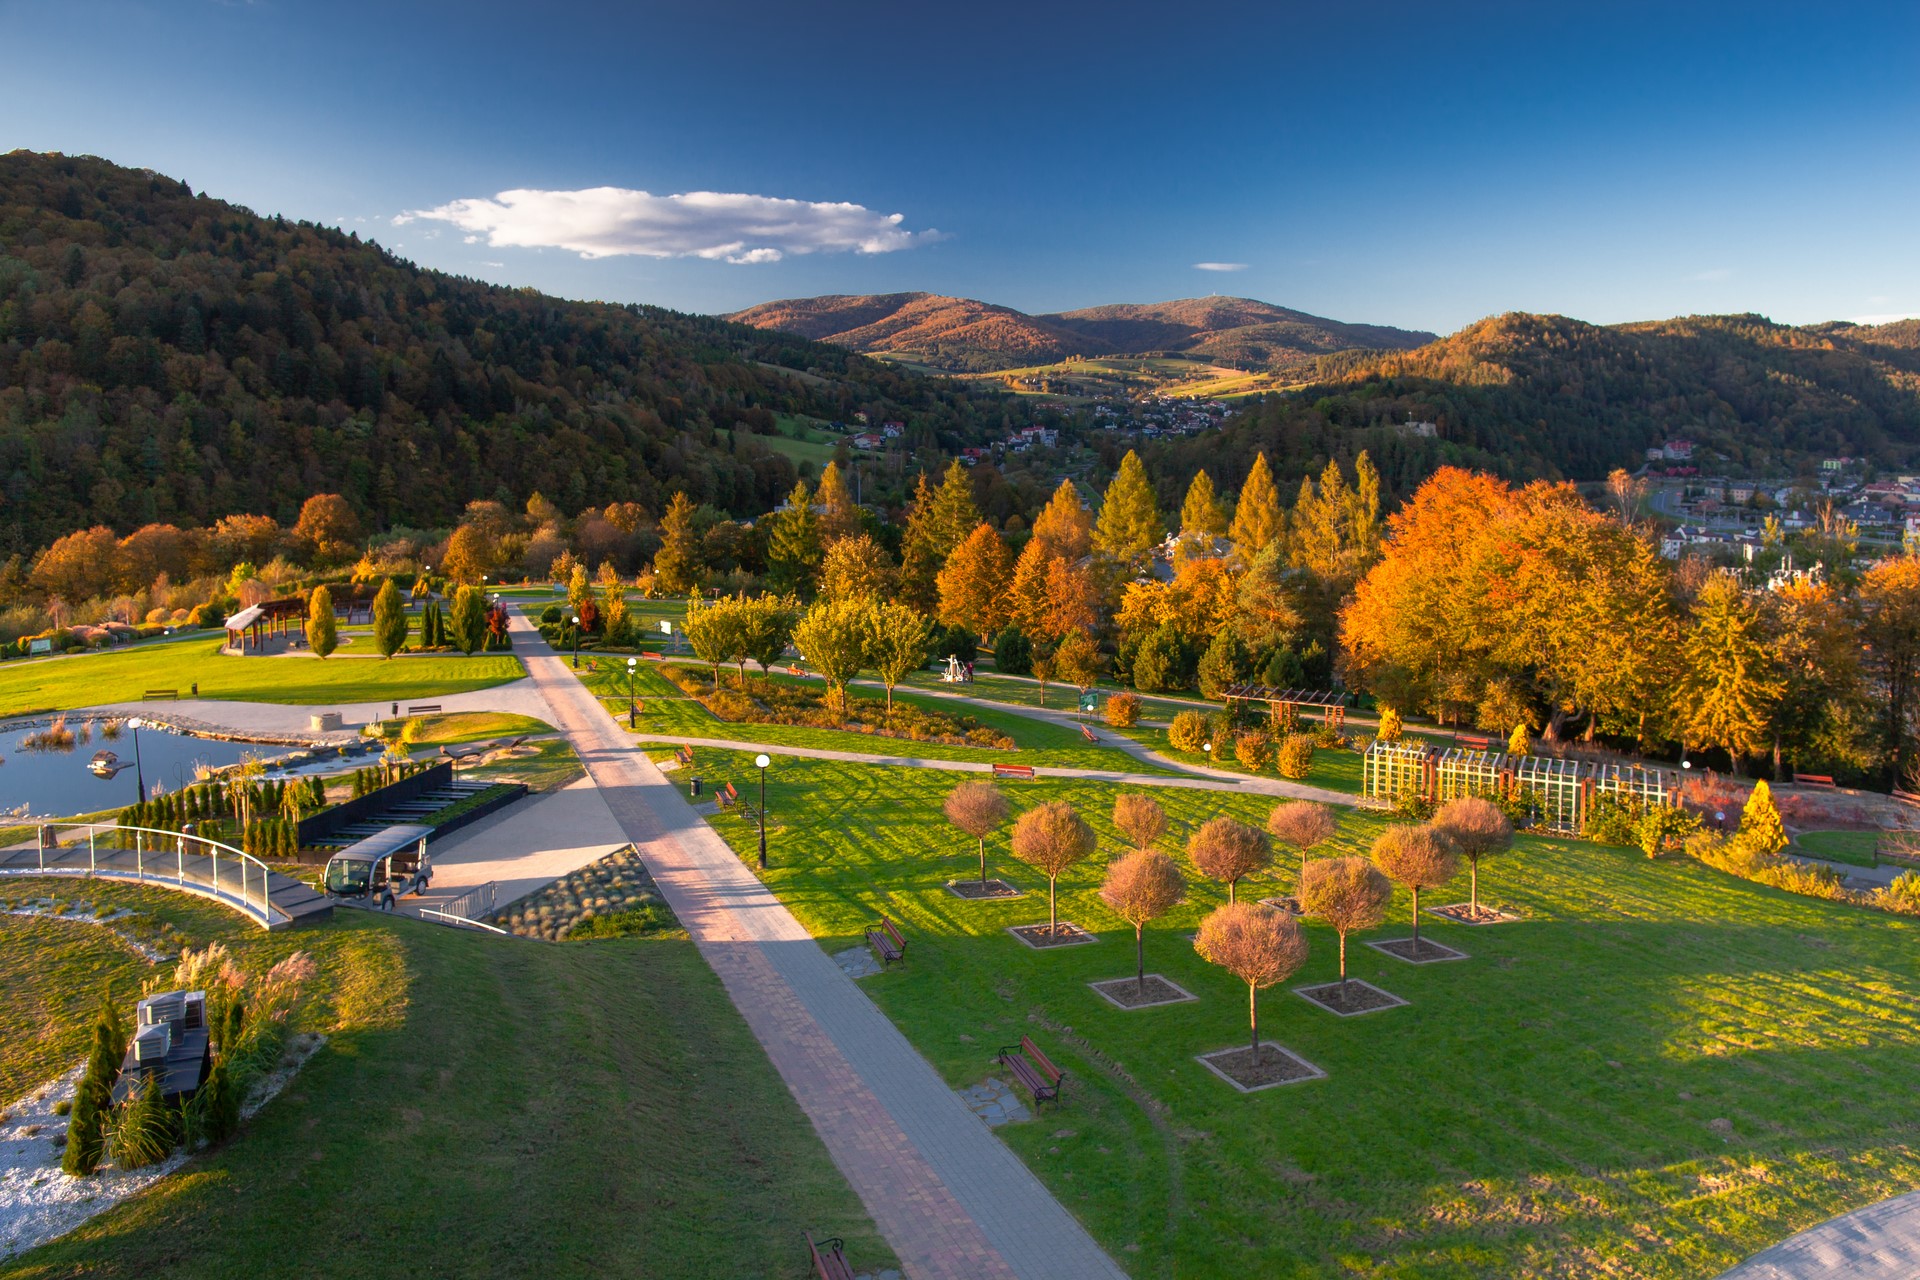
{"left": 1717, "top": 1189, "right": 1920, "bottom": 1279}
{"left": 508, "top": 615, "right": 1128, "bottom": 1280}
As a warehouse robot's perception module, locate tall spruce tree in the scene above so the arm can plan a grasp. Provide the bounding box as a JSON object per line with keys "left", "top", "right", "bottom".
{"left": 372, "top": 578, "right": 407, "bottom": 657}
{"left": 1179, "top": 470, "right": 1228, "bottom": 539}
{"left": 1680, "top": 573, "right": 1784, "bottom": 772}
{"left": 1093, "top": 450, "right": 1163, "bottom": 570}
{"left": 1228, "top": 451, "right": 1283, "bottom": 560}
{"left": 767, "top": 479, "right": 823, "bottom": 593}
{"left": 305, "top": 586, "right": 337, "bottom": 658}
{"left": 653, "top": 491, "right": 703, "bottom": 594}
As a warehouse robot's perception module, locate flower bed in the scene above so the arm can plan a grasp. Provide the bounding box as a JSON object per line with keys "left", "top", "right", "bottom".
{"left": 665, "top": 666, "right": 1015, "bottom": 750}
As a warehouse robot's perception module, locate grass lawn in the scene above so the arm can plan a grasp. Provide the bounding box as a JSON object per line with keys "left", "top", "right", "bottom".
{"left": 1792, "top": 830, "right": 1881, "bottom": 868}
{"left": 0, "top": 914, "right": 156, "bottom": 1103}
{"left": 457, "top": 738, "right": 586, "bottom": 793}
{"left": 688, "top": 752, "right": 1920, "bottom": 1278}
{"left": 583, "top": 661, "right": 1162, "bottom": 771}
{"left": 3, "top": 881, "right": 892, "bottom": 1278}
{"left": 394, "top": 711, "right": 552, "bottom": 745}
{"left": 0, "top": 639, "right": 524, "bottom": 718}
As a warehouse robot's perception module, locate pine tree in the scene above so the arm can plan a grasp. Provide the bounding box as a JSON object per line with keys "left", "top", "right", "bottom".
{"left": 304, "top": 586, "right": 337, "bottom": 659}
{"left": 372, "top": 577, "right": 407, "bottom": 657}
{"left": 767, "top": 479, "right": 823, "bottom": 594}
{"left": 1229, "top": 452, "right": 1283, "bottom": 560}
{"left": 1679, "top": 574, "right": 1784, "bottom": 772}
{"left": 1093, "top": 450, "right": 1163, "bottom": 570}
{"left": 653, "top": 491, "right": 703, "bottom": 594}
{"left": 935, "top": 523, "right": 1013, "bottom": 637}
{"left": 1738, "top": 779, "right": 1788, "bottom": 856}
{"left": 1179, "top": 470, "right": 1227, "bottom": 540}
{"left": 897, "top": 472, "right": 944, "bottom": 610}
{"left": 926, "top": 459, "right": 983, "bottom": 553}
{"left": 815, "top": 461, "right": 860, "bottom": 543}
{"left": 1030, "top": 478, "right": 1093, "bottom": 560}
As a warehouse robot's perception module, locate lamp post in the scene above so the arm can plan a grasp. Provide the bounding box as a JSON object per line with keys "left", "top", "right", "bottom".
{"left": 755, "top": 753, "right": 771, "bottom": 869}
{"left": 127, "top": 717, "right": 147, "bottom": 800}
{"left": 570, "top": 615, "right": 581, "bottom": 669}
{"left": 1201, "top": 740, "right": 1212, "bottom": 767}
{"left": 626, "top": 656, "right": 638, "bottom": 728}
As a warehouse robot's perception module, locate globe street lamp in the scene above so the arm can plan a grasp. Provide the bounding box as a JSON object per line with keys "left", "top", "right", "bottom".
{"left": 570, "top": 615, "right": 581, "bottom": 669}
{"left": 626, "top": 656, "right": 638, "bottom": 728}
{"left": 755, "top": 753, "right": 771, "bottom": 869}
{"left": 126, "top": 717, "right": 148, "bottom": 800}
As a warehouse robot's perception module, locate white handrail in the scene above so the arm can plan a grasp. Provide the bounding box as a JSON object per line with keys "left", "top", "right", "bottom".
{"left": 6, "top": 821, "right": 281, "bottom": 928}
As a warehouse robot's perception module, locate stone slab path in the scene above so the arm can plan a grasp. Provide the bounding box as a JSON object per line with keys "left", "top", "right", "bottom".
{"left": 1717, "top": 1188, "right": 1920, "bottom": 1279}
{"left": 504, "top": 614, "right": 1127, "bottom": 1280}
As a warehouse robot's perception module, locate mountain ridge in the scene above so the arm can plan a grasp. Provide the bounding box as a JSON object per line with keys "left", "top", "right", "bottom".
{"left": 725, "top": 291, "right": 1436, "bottom": 374}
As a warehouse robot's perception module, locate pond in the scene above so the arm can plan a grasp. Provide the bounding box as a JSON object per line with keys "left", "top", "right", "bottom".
{"left": 0, "top": 717, "right": 371, "bottom": 819}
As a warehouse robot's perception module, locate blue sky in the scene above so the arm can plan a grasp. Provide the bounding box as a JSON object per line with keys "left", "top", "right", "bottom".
{"left": 3, "top": 0, "right": 1916, "bottom": 333}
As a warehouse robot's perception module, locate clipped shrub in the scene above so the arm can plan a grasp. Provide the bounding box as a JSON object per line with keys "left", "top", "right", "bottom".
{"left": 1581, "top": 791, "right": 1641, "bottom": 846}
{"left": 1391, "top": 789, "right": 1436, "bottom": 822}
{"left": 1103, "top": 692, "right": 1142, "bottom": 727}
{"left": 1276, "top": 733, "right": 1316, "bottom": 780}
{"left": 992, "top": 625, "right": 1033, "bottom": 676}
{"left": 1167, "top": 710, "right": 1208, "bottom": 754}
{"left": 1636, "top": 802, "right": 1702, "bottom": 859}
{"left": 1233, "top": 731, "right": 1274, "bottom": 772}
{"left": 1375, "top": 706, "right": 1403, "bottom": 743}
{"left": 1311, "top": 721, "right": 1347, "bottom": 750}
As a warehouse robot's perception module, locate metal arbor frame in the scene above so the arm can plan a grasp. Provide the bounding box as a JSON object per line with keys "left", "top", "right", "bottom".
{"left": 3, "top": 822, "right": 279, "bottom": 927}
{"left": 1362, "top": 741, "right": 1671, "bottom": 835}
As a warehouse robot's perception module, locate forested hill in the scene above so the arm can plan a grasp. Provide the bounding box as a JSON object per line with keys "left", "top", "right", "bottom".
{"left": 1157, "top": 311, "right": 1920, "bottom": 499}
{"left": 0, "top": 152, "right": 1010, "bottom": 555}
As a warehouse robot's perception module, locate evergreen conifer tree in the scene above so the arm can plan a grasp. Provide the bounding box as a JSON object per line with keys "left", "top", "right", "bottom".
{"left": 1094, "top": 450, "right": 1164, "bottom": 570}
{"left": 304, "top": 586, "right": 337, "bottom": 659}
{"left": 1179, "top": 470, "right": 1228, "bottom": 540}
{"left": 451, "top": 585, "right": 487, "bottom": 655}
{"left": 653, "top": 491, "right": 703, "bottom": 594}
{"left": 767, "top": 479, "right": 823, "bottom": 593}
{"left": 1229, "top": 452, "right": 1283, "bottom": 560}
{"left": 372, "top": 577, "right": 407, "bottom": 657}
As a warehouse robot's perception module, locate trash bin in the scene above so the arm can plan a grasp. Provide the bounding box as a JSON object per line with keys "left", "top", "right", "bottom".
{"left": 690, "top": 777, "right": 703, "bottom": 798}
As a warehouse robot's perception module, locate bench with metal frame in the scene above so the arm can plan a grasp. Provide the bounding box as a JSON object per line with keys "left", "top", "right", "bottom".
{"left": 805, "top": 1232, "right": 855, "bottom": 1280}
{"left": 998, "top": 1034, "right": 1065, "bottom": 1105}
{"left": 992, "top": 762, "right": 1036, "bottom": 781}
{"left": 866, "top": 916, "right": 906, "bottom": 965}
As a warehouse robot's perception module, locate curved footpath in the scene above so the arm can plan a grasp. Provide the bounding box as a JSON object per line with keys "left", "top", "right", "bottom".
{"left": 1717, "top": 1189, "right": 1920, "bottom": 1279}
{"left": 502, "top": 614, "right": 1128, "bottom": 1280}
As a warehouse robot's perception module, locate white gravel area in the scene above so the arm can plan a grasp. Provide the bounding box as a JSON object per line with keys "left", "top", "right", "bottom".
{"left": 0, "top": 1032, "right": 325, "bottom": 1262}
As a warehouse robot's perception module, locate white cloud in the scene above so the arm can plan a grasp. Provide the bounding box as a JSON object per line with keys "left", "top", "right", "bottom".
{"left": 1193, "top": 261, "right": 1248, "bottom": 272}
{"left": 396, "top": 185, "right": 936, "bottom": 265}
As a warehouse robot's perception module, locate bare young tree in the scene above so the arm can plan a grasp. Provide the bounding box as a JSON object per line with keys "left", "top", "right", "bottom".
{"left": 1432, "top": 797, "right": 1514, "bottom": 918}
{"left": 1370, "top": 824, "right": 1461, "bottom": 950}
{"left": 1299, "top": 856, "right": 1391, "bottom": 993}
{"left": 944, "top": 782, "right": 1010, "bottom": 887}
{"left": 1112, "top": 793, "right": 1168, "bottom": 852}
{"left": 1266, "top": 801, "right": 1338, "bottom": 894}
{"left": 1194, "top": 901, "right": 1308, "bottom": 1065}
{"left": 1100, "top": 849, "right": 1186, "bottom": 993}
{"left": 1010, "top": 801, "right": 1098, "bottom": 935}
{"left": 1187, "top": 816, "right": 1273, "bottom": 904}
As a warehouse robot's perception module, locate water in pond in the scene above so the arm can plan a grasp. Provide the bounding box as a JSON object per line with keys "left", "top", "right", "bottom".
{"left": 0, "top": 717, "right": 371, "bottom": 818}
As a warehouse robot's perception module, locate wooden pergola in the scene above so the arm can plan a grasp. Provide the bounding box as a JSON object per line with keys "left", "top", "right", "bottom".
{"left": 1219, "top": 684, "right": 1347, "bottom": 732}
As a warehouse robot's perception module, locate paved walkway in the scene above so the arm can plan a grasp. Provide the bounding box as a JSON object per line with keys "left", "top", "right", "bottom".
{"left": 399, "top": 775, "right": 628, "bottom": 918}
{"left": 503, "top": 614, "right": 1127, "bottom": 1280}
{"left": 1717, "top": 1189, "right": 1920, "bottom": 1279}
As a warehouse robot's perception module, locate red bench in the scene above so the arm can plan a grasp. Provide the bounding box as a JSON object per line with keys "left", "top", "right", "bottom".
{"left": 806, "top": 1232, "right": 855, "bottom": 1280}
{"left": 1794, "top": 773, "right": 1837, "bottom": 789}
{"left": 674, "top": 745, "right": 694, "bottom": 769}
{"left": 1456, "top": 734, "right": 1493, "bottom": 751}
{"left": 867, "top": 916, "right": 906, "bottom": 965}
{"left": 998, "top": 1035, "right": 1065, "bottom": 1106}
{"left": 1080, "top": 724, "right": 1096, "bottom": 743}
{"left": 992, "top": 763, "right": 1036, "bottom": 780}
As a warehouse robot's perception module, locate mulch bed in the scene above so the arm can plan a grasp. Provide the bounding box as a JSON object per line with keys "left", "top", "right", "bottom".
{"left": 1089, "top": 974, "right": 1197, "bottom": 1009}
{"left": 946, "top": 878, "right": 1023, "bottom": 900}
{"left": 1196, "top": 1042, "right": 1326, "bottom": 1091}
{"left": 1007, "top": 922, "right": 1097, "bottom": 949}
{"left": 1427, "top": 902, "right": 1521, "bottom": 925}
{"left": 1366, "top": 937, "right": 1469, "bottom": 964}
{"left": 1294, "top": 979, "right": 1408, "bottom": 1017}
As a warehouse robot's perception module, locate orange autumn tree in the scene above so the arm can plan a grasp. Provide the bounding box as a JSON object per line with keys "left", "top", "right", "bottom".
{"left": 1341, "top": 468, "right": 1681, "bottom": 742}
{"left": 935, "top": 522, "right": 1012, "bottom": 639}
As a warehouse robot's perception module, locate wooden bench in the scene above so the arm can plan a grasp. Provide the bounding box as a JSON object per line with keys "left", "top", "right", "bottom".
{"left": 143, "top": 688, "right": 177, "bottom": 701}
{"left": 1794, "top": 773, "right": 1837, "bottom": 789}
{"left": 992, "top": 762, "right": 1036, "bottom": 781}
{"left": 1080, "top": 724, "right": 1097, "bottom": 743}
{"left": 788, "top": 664, "right": 806, "bottom": 677}
{"left": 998, "top": 1035, "right": 1065, "bottom": 1105}
{"left": 408, "top": 704, "right": 443, "bottom": 715}
{"left": 866, "top": 916, "right": 905, "bottom": 965}
{"left": 674, "top": 745, "right": 694, "bottom": 769}
{"left": 1893, "top": 788, "right": 1920, "bottom": 808}
{"left": 1455, "top": 734, "right": 1492, "bottom": 751}
{"left": 643, "top": 649, "right": 665, "bottom": 660}
{"left": 806, "top": 1232, "right": 855, "bottom": 1280}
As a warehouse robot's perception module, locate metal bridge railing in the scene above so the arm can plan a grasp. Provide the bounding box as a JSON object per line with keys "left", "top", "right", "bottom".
{"left": 1, "top": 822, "right": 279, "bottom": 928}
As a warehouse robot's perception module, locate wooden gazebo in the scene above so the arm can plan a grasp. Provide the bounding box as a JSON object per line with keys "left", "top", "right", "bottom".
{"left": 1219, "top": 684, "right": 1347, "bottom": 732}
